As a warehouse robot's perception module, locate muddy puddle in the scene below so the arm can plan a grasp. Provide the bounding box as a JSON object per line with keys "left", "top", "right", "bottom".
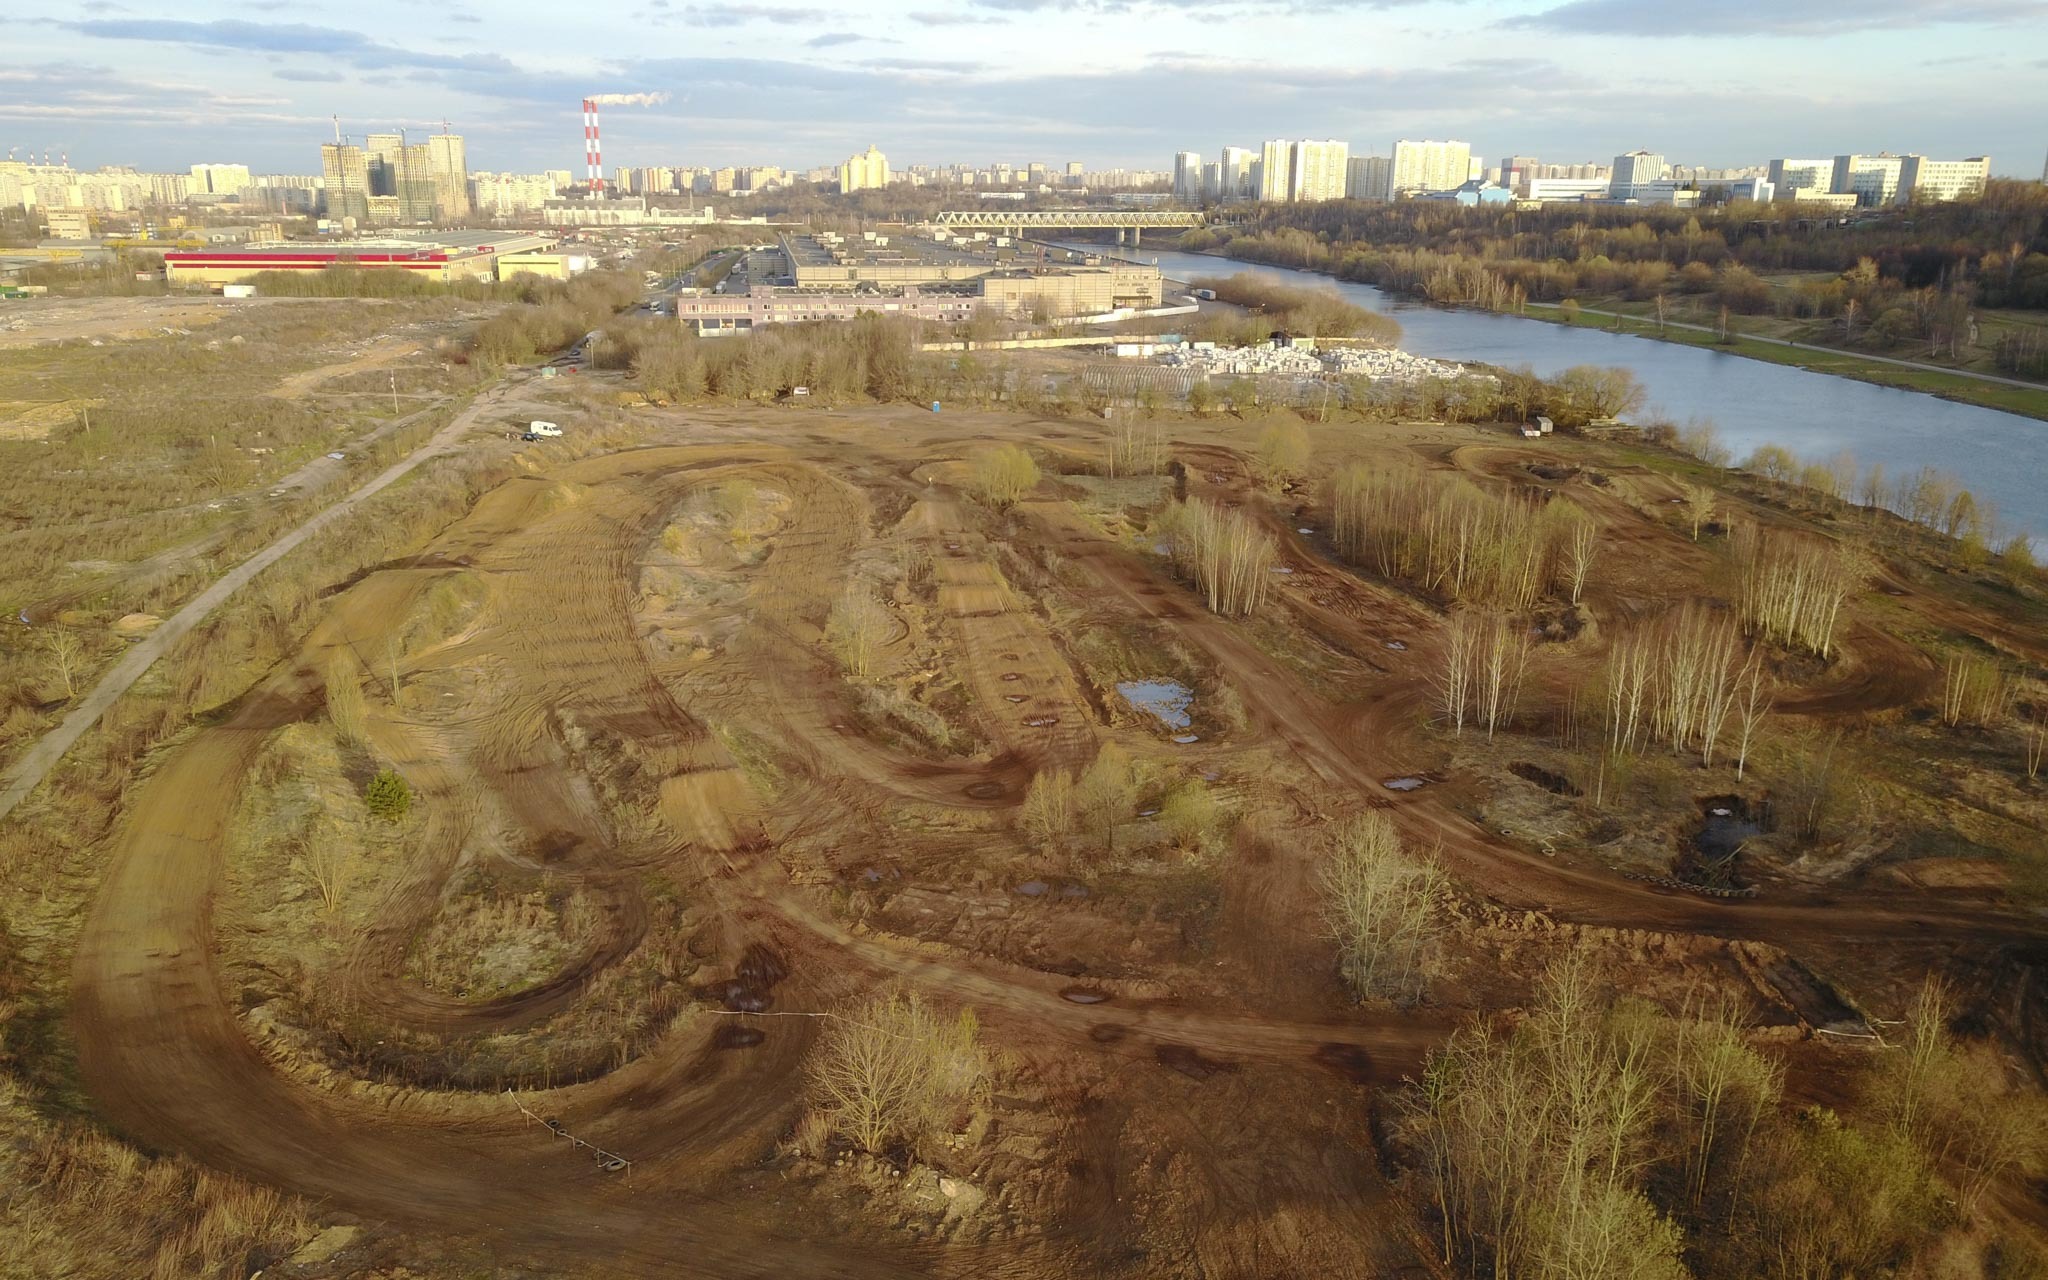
{"left": 1384, "top": 640, "right": 1407, "bottom": 651}
{"left": 1382, "top": 776, "right": 1427, "bottom": 792}
{"left": 1117, "top": 679, "right": 1193, "bottom": 730}
{"left": 1060, "top": 985, "right": 1111, "bottom": 1004}
{"left": 1155, "top": 1043, "right": 1237, "bottom": 1080}
{"left": 1694, "top": 795, "right": 1767, "bottom": 860}
{"left": 1511, "top": 762, "right": 1582, "bottom": 797}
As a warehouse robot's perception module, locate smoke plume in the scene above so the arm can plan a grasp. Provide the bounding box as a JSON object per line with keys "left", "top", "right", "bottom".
{"left": 587, "top": 92, "right": 670, "bottom": 107}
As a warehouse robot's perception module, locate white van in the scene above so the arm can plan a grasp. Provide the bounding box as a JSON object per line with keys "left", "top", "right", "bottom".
{"left": 528, "top": 420, "right": 562, "bottom": 438}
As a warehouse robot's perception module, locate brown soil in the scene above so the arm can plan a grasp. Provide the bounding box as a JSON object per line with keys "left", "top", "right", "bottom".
{"left": 63, "top": 404, "right": 2048, "bottom": 1277}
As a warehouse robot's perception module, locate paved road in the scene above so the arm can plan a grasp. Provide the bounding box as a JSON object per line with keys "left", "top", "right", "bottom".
{"left": 1528, "top": 302, "right": 2048, "bottom": 393}
{"left": 0, "top": 377, "right": 518, "bottom": 823}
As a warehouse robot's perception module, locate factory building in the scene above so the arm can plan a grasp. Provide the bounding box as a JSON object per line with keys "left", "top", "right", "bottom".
{"left": 162, "top": 230, "right": 558, "bottom": 287}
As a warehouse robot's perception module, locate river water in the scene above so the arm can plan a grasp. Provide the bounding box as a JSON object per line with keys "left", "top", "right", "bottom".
{"left": 1109, "top": 245, "right": 2048, "bottom": 546}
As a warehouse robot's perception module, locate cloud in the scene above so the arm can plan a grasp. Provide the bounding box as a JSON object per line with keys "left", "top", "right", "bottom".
{"left": 806, "top": 31, "right": 865, "bottom": 46}
{"left": 673, "top": 3, "right": 830, "bottom": 22}
{"left": 274, "top": 68, "right": 344, "bottom": 82}
{"left": 907, "top": 9, "right": 1004, "bottom": 21}
{"left": 858, "top": 56, "right": 984, "bottom": 71}
{"left": 61, "top": 18, "right": 519, "bottom": 73}
{"left": 1506, "top": 0, "right": 2044, "bottom": 35}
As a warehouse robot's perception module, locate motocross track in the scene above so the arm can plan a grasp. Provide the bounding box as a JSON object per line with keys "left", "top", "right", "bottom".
{"left": 68, "top": 406, "right": 2048, "bottom": 1277}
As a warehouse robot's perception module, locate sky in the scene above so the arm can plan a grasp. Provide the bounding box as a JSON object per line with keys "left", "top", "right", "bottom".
{"left": 7, "top": 0, "right": 2048, "bottom": 177}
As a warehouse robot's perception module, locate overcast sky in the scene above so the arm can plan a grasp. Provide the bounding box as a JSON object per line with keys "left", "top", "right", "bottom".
{"left": 8, "top": 0, "right": 2047, "bottom": 176}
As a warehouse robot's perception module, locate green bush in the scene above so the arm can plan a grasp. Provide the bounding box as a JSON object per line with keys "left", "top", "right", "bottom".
{"left": 365, "top": 768, "right": 411, "bottom": 821}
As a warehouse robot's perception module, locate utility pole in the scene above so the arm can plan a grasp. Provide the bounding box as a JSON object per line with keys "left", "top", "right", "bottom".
{"left": 389, "top": 370, "right": 399, "bottom": 415}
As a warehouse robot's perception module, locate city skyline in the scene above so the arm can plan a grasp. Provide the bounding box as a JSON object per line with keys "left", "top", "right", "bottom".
{"left": 7, "top": 0, "right": 2047, "bottom": 175}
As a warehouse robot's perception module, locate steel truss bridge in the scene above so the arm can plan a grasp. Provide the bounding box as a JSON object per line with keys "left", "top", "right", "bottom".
{"left": 934, "top": 209, "right": 1207, "bottom": 229}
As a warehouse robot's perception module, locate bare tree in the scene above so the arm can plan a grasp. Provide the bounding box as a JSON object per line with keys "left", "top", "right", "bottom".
{"left": 1020, "top": 768, "right": 1075, "bottom": 847}
{"left": 1940, "top": 651, "right": 2010, "bottom": 729}
{"left": 1476, "top": 615, "right": 1532, "bottom": 739}
{"left": 807, "top": 990, "right": 990, "bottom": 1157}
{"left": 291, "top": 836, "right": 358, "bottom": 915}
{"left": 1318, "top": 812, "right": 1448, "bottom": 1002}
{"left": 2025, "top": 701, "right": 2046, "bottom": 782}
{"left": 1682, "top": 483, "right": 1716, "bottom": 542}
{"left": 325, "top": 650, "right": 369, "bottom": 747}
{"left": 1732, "top": 648, "right": 1772, "bottom": 782}
{"left": 1561, "top": 508, "right": 1599, "bottom": 606}
{"left": 825, "top": 581, "right": 891, "bottom": 682}
{"left": 1254, "top": 421, "right": 1311, "bottom": 489}
{"left": 1439, "top": 611, "right": 1477, "bottom": 734}
{"left": 1077, "top": 743, "right": 1138, "bottom": 854}
{"left": 969, "top": 444, "right": 1041, "bottom": 506}
{"left": 41, "top": 627, "right": 90, "bottom": 699}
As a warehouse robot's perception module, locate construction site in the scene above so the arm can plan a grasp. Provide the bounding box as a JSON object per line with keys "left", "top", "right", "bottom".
{"left": 1, "top": 98, "right": 2046, "bottom": 1276}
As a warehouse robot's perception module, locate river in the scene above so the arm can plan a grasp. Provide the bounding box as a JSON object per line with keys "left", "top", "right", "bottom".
{"left": 1097, "top": 245, "right": 2048, "bottom": 548}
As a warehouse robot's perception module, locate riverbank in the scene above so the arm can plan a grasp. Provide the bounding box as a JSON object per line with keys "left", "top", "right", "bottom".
{"left": 1159, "top": 241, "right": 2048, "bottom": 423}
{"left": 1523, "top": 301, "right": 2048, "bottom": 423}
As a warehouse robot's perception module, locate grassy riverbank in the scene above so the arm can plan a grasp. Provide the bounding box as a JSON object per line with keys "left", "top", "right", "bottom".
{"left": 1522, "top": 302, "right": 2048, "bottom": 421}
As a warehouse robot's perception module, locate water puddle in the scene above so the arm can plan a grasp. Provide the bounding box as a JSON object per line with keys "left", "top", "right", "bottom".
{"left": 1060, "top": 985, "right": 1111, "bottom": 1004}
{"left": 1384, "top": 640, "right": 1407, "bottom": 651}
{"left": 1297, "top": 526, "right": 1314, "bottom": 534}
{"left": 1015, "top": 880, "right": 1050, "bottom": 897}
{"left": 964, "top": 781, "right": 1006, "bottom": 800}
{"left": 1060, "top": 883, "right": 1090, "bottom": 899}
{"left": 1272, "top": 566, "right": 1295, "bottom": 574}
{"left": 1172, "top": 734, "right": 1200, "bottom": 744}
{"left": 1382, "top": 777, "right": 1427, "bottom": 792}
{"left": 1117, "top": 679, "right": 1194, "bottom": 730}
{"left": 1001, "top": 672, "right": 1022, "bottom": 682}
{"left": 1023, "top": 715, "right": 1060, "bottom": 728}
{"left": 1004, "top": 694, "right": 1028, "bottom": 703}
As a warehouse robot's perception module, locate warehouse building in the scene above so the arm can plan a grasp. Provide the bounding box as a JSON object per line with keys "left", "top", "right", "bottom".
{"left": 163, "top": 230, "right": 558, "bottom": 286}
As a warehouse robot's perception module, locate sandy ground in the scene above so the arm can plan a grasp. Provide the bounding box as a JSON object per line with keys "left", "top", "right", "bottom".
{"left": 0, "top": 293, "right": 355, "bottom": 350}
{"left": 42, "top": 401, "right": 2048, "bottom": 1277}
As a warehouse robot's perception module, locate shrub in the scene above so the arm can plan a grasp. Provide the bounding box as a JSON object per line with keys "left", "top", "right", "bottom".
{"left": 365, "top": 768, "right": 411, "bottom": 821}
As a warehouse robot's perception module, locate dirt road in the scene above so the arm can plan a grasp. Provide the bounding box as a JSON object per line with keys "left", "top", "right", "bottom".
{"left": 56, "top": 404, "right": 2048, "bottom": 1276}
{"left": 0, "top": 379, "right": 515, "bottom": 822}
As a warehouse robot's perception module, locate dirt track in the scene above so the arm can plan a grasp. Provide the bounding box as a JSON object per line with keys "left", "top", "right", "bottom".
{"left": 62, "top": 405, "right": 2048, "bottom": 1275}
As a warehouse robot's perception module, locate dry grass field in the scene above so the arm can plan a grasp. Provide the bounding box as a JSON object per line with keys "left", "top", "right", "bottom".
{"left": 4, "top": 365, "right": 2048, "bottom": 1276}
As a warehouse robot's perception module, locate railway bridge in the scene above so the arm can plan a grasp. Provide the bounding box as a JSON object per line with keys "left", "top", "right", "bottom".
{"left": 933, "top": 208, "right": 1221, "bottom": 248}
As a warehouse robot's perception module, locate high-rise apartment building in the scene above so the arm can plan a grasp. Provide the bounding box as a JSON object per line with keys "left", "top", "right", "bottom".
{"left": 1389, "top": 140, "right": 1472, "bottom": 196}
{"left": 1293, "top": 140, "right": 1348, "bottom": 201}
{"left": 1219, "top": 146, "right": 1255, "bottom": 201}
{"left": 187, "top": 163, "right": 251, "bottom": 197}
{"left": 838, "top": 145, "right": 889, "bottom": 193}
{"left": 1258, "top": 140, "right": 1294, "bottom": 201}
{"left": 470, "top": 172, "right": 559, "bottom": 216}
{"left": 426, "top": 133, "right": 471, "bottom": 220}
{"left": 1346, "top": 155, "right": 1392, "bottom": 200}
{"left": 1498, "top": 155, "right": 1539, "bottom": 192}
{"left": 320, "top": 143, "right": 370, "bottom": 224}
{"left": 363, "top": 133, "right": 403, "bottom": 197}
{"left": 1608, "top": 150, "right": 1667, "bottom": 199}
{"left": 1173, "top": 150, "right": 1204, "bottom": 202}
{"left": 1256, "top": 140, "right": 1349, "bottom": 203}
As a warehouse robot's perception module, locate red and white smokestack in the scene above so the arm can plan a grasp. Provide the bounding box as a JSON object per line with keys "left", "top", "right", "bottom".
{"left": 582, "top": 98, "right": 604, "bottom": 198}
